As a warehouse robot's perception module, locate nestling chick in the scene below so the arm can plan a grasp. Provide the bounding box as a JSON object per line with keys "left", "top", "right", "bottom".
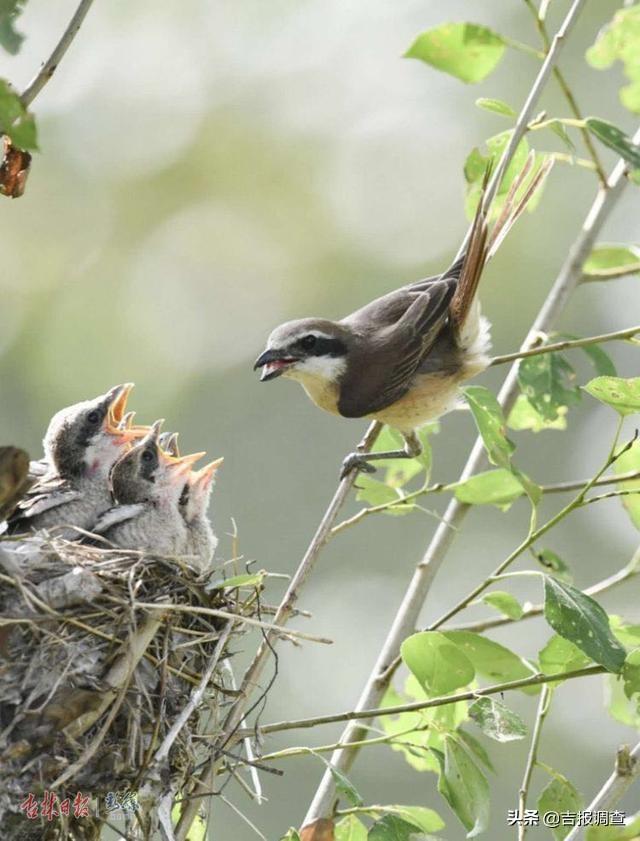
{"left": 182, "top": 459, "right": 223, "bottom": 574}
{"left": 8, "top": 384, "right": 141, "bottom": 538}
{"left": 254, "top": 156, "right": 552, "bottom": 476}
{"left": 93, "top": 421, "right": 204, "bottom": 556}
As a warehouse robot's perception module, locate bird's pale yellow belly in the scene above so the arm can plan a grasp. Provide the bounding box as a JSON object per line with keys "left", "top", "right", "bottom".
{"left": 287, "top": 369, "right": 342, "bottom": 416}
{"left": 369, "top": 372, "right": 463, "bottom": 434}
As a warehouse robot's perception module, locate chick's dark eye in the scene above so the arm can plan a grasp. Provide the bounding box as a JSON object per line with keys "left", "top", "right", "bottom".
{"left": 300, "top": 334, "right": 317, "bottom": 351}
{"left": 141, "top": 449, "right": 155, "bottom": 462}
{"left": 87, "top": 410, "right": 101, "bottom": 424}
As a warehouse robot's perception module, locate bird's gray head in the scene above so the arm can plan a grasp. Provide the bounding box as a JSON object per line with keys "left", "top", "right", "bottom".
{"left": 254, "top": 319, "right": 349, "bottom": 384}
{"left": 110, "top": 421, "right": 204, "bottom": 506}
{"left": 44, "top": 384, "right": 141, "bottom": 479}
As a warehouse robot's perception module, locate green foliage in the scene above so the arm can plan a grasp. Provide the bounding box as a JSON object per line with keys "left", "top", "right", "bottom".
{"left": 279, "top": 831, "right": 301, "bottom": 841}
{"left": 605, "top": 671, "right": 640, "bottom": 728}
{"left": 336, "top": 816, "right": 367, "bottom": 841}
{"left": 586, "top": 5, "right": 640, "bottom": 113}
{"left": 582, "top": 244, "right": 640, "bottom": 280}
{"left": 0, "top": 0, "right": 27, "bottom": 55}
{"left": 405, "top": 23, "right": 506, "bottom": 84}
{"left": 207, "top": 572, "right": 265, "bottom": 589}
{"left": 401, "top": 631, "right": 475, "bottom": 695}
{"left": 468, "top": 697, "right": 527, "bottom": 742}
{"left": 543, "top": 577, "right": 626, "bottom": 672}
{"left": 463, "top": 130, "right": 530, "bottom": 219}
{"left": 612, "top": 440, "right": 640, "bottom": 529}
{"left": 537, "top": 773, "right": 583, "bottom": 841}
{"left": 587, "top": 812, "right": 640, "bottom": 841}
{"left": 455, "top": 729, "right": 495, "bottom": 773}
{"left": 358, "top": 807, "right": 444, "bottom": 838}
{"left": 534, "top": 548, "right": 573, "bottom": 582}
{"left": 434, "top": 737, "right": 490, "bottom": 838}
{"left": 538, "top": 634, "right": 591, "bottom": 676}
{"left": 517, "top": 353, "right": 580, "bottom": 422}
{"left": 453, "top": 469, "right": 525, "bottom": 510}
{"left": 475, "top": 97, "right": 515, "bottom": 117}
{"left": 623, "top": 649, "right": 640, "bottom": 699}
{"left": 442, "top": 631, "right": 536, "bottom": 685}
{"left": 508, "top": 394, "right": 568, "bottom": 433}
{"left": 586, "top": 118, "right": 640, "bottom": 169}
{"left": 368, "top": 815, "right": 426, "bottom": 841}
{"left": 481, "top": 590, "right": 524, "bottom": 620}
{"left": 0, "top": 79, "right": 37, "bottom": 150}
{"left": 584, "top": 376, "right": 640, "bottom": 415}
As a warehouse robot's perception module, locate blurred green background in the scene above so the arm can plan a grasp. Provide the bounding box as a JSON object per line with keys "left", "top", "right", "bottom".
{"left": 1, "top": 1, "right": 640, "bottom": 838}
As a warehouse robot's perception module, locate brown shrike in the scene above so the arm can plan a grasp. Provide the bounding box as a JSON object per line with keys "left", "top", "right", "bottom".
{"left": 254, "top": 158, "right": 550, "bottom": 476}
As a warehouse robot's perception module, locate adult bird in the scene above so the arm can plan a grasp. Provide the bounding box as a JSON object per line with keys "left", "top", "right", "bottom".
{"left": 254, "top": 157, "right": 551, "bottom": 476}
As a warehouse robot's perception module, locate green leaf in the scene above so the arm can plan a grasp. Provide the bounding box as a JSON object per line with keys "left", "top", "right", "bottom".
{"left": 453, "top": 469, "right": 525, "bottom": 510}
{"left": 517, "top": 353, "right": 580, "bottom": 422}
{"left": 610, "top": 616, "right": 640, "bottom": 649}
{"left": 475, "top": 97, "right": 515, "bottom": 117}
{"left": 0, "top": 0, "right": 27, "bottom": 54}
{"left": 468, "top": 696, "right": 527, "bottom": 742}
{"left": 328, "top": 765, "right": 364, "bottom": 808}
{"left": 623, "top": 649, "right": 640, "bottom": 699}
{"left": 368, "top": 815, "right": 427, "bottom": 841}
{"left": 463, "top": 131, "right": 530, "bottom": 219}
{"left": 435, "top": 736, "right": 490, "bottom": 838}
{"left": 537, "top": 774, "right": 583, "bottom": 841}
{"left": 534, "top": 548, "right": 573, "bottom": 582}
{"left": 545, "top": 118, "right": 576, "bottom": 152}
{"left": 583, "top": 243, "right": 640, "bottom": 280}
{"left": 208, "top": 572, "right": 264, "bottom": 589}
{"left": 539, "top": 634, "right": 591, "bottom": 676}
{"left": 583, "top": 376, "right": 640, "bottom": 415}
{"left": 442, "top": 630, "right": 536, "bottom": 686}
{"left": 587, "top": 812, "right": 640, "bottom": 841}
{"left": 463, "top": 386, "right": 514, "bottom": 468}
{"left": 586, "top": 6, "right": 640, "bottom": 114}
{"left": 401, "top": 631, "right": 475, "bottom": 695}
{"left": 605, "top": 672, "right": 640, "bottom": 729}
{"left": 456, "top": 729, "right": 495, "bottom": 773}
{"left": 356, "top": 475, "right": 403, "bottom": 508}
{"left": 336, "top": 816, "right": 367, "bottom": 841}
{"left": 612, "top": 440, "right": 640, "bottom": 529}
{"left": 543, "top": 577, "right": 627, "bottom": 672}
{"left": 405, "top": 23, "right": 506, "bottom": 84}
{"left": 508, "top": 394, "right": 568, "bottom": 433}
{"left": 365, "top": 807, "right": 445, "bottom": 835}
{"left": 0, "top": 79, "right": 38, "bottom": 150}
{"left": 279, "top": 831, "right": 302, "bottom": 841}
{"left": 586, "top": 118, "right": 640, "bottom": 169}
{"left": 481, "top": 590, "right": 524, "bottom": 620}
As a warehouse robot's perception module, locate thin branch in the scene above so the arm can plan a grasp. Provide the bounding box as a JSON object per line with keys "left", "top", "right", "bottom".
{"left": 20, "top": 0, "right": 96, "bottom": 107}
{"left": 241, "top": 666, "right": 604, "bottom": 738}
{"left": 447, "top": 552, "right": 639, "bottom": 633}
{"left": 304, "top": 77, "right": 640, "bottom": 836}
{"left": 518, "top": 686, "right": 552, "bottom": 841}
{"left": 490, "top": 325, "right": 640, "bottom": 367}
{"left": 175, "top": 422, "right": 382, "bottom": 839}
{"left": 564, "top": 742, "right": 640, "bottom": 841}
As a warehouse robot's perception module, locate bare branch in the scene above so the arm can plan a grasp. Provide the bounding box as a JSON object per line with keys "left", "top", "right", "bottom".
{"left": 20, "top": 0, "right": 96, "bottom": 108}
{"left": 518, "top": 686, "right": 552, "bottom": 841}
{"left": 490, "top": 324, "right": 640, "bottom": 367}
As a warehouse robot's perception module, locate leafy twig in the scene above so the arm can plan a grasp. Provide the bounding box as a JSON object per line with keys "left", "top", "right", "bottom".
{"left": 490, "top": 324, "right": 640, "bottom": 367}
{"left": 304, "top": 93, "right": 640, "bottom": 834}
{"left": 240, "top": 666, "right": 604, "bottom": 738}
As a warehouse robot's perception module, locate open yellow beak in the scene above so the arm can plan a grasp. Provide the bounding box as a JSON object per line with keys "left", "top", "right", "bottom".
{"left": 162, "top": 450, "right": 207, "bottom": 482}
{"left": 190, "top": 457, "right": 224, "bottom": 489}
{"left": 105, "top": 384, "right": 141, "bottom": 440}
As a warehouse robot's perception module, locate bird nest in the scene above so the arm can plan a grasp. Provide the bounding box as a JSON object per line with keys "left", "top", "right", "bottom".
{"left": 0, "top": 533, "right": 258, "bottom": 840}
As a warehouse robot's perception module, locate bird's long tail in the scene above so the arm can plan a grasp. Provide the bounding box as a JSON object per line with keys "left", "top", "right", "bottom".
{"left": 449, "top": 152, "right": 554, "bottom": 332}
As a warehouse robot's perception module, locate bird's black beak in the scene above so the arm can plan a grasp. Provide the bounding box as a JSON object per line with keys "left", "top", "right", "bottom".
{"left": 254, "top": 348, "right": 297, "bottom": 381}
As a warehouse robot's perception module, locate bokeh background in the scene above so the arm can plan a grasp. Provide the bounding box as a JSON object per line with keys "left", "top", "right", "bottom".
{"left": 2, "top": 1, "right": 640, "bottom": 838}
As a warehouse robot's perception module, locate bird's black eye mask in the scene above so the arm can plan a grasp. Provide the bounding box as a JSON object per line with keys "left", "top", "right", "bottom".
{"left": 294, "top": 335, "right": 347, "bottom": 358}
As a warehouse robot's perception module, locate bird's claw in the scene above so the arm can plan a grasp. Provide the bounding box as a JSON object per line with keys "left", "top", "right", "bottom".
{"left": 340, "top": 453, "right": 377, "bottom": 480}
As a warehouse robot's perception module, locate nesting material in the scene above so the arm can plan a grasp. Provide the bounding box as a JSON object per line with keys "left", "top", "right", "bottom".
{"left": 0, "top": 533, "right": 259, "bottom": 840}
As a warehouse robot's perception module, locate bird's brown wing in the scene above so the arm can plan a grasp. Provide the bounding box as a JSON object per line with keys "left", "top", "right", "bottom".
{"left": 6, "top": 473, "right": 80, "bottom": 532}
{"left": 338, "top": 278, "right": 455, "bottom": 418}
